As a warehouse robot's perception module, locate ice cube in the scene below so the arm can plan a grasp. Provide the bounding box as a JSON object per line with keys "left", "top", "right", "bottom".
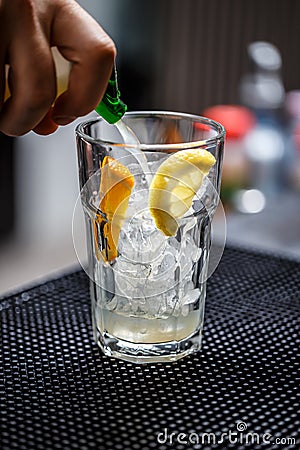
{"left": 184, "top": 281, "right": 194, "bottom": 293}
{"left": 106, "top": 296, "right": 118, "bottom": 311}
{"left": 119, "top": 211, "right": 166, "bottom": 265}
{"left": 109, "top": 295, "right": 132, "bottom": 314}
{"left": 186, "top": 235, "right": 202, "bottom": 262}
{"left": 180, "top": 288, "right": 200, "bottom": 317}
{"left": 115, "top": 266, "right": 147, "bottom": 298}
{"left": 146, "top": 291, "right": 177, "bottom": 318}
{"left": 154, "top": 251, "right": 177, "bottom": 276}
{"left": 181, "top": 288, "right": 201, "bottom": 306}
{"left": 181, "top": 305, "right": 190, "bottom": 317}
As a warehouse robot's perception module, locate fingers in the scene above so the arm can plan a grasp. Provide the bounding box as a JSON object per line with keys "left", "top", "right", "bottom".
{"left": 0, "top": 0, "right": 116, "bottom": 136}
{"left": 33, "top": 106, "right": 59, "bottom": 135}
{"left": 0, "top": 4, "right": 57, "bottom": 136}
{"left": 51, "top": 0, "right": 116, "bottom": 125}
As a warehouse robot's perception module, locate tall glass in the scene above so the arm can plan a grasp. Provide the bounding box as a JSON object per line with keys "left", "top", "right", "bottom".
{"left": 76, "top": 111, "right": 225, "bottom": 363}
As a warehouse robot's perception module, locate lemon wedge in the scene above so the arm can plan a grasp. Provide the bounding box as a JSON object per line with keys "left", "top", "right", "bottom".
{"left": 149, "top": 149, "right": 216, "bottom": 236}
{"left": 94, "top": 156, "right": 134, "bottom": 261}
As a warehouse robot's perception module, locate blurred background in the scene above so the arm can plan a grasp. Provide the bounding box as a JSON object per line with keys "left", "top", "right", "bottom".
{"left": 1, "top": 0, "right": 300, "bottom": 295}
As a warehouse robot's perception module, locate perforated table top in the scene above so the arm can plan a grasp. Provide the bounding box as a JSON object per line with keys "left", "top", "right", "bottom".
{"left": 0, "top": 246, "right": 299, "bottom": 450}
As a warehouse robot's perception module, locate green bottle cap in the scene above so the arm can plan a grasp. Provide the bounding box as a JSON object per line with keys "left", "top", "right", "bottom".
{"left": 95, "top": 65, "right": 127, "bottom": 124}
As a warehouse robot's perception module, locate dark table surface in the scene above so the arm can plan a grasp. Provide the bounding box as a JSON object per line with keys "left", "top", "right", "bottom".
{"left": 0, "top": 246, "right": 299, "bottom": 450}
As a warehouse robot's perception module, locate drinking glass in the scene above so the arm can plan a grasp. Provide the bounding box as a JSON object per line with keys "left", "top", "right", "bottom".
{"left": 76, "top": 111, "right": 225, "bottom": 363}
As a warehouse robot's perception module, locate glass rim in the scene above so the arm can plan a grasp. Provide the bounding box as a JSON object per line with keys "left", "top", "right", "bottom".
{"left": 75, "top": 110, "right": 226, "bottom": 150}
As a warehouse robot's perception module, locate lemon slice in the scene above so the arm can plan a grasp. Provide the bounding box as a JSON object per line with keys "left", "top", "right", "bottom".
{"left": 149, "top": 149, "right": 216, "bottom": 236}
{"left": 94, "top": 156, "right": 134, "bottom": 261}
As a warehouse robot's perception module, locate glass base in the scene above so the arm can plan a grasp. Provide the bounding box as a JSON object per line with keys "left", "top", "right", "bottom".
{"left": 94, "top": 326, "right": 202, "bottom": 364}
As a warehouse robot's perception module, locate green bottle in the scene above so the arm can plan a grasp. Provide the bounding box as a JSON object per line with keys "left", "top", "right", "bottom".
{"left": 95, "top": 64, "right": 127, "bottom": 124}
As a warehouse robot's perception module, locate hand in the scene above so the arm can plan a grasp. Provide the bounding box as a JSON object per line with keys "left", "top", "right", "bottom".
{"left": 0, "top": 0, "right": 116, "bottom": 136}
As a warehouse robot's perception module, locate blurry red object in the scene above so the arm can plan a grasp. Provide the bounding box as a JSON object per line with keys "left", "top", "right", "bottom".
{"left": 201, "top": 105, "right": 256, "bottom": 139}
{"left": 193, "top": 122, "right": 211, "bottom": 132}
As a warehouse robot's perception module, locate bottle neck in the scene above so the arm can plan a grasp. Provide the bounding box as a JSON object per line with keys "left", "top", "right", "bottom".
{"left": 95, "top": 65, "right": 127, "bottom": 124}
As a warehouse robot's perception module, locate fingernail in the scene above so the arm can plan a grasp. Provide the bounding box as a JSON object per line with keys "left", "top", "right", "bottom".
{"left": 53, "top": 116, "right": 77, "bottom": 125}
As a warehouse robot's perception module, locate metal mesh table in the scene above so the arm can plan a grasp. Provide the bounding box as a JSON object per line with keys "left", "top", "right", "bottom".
{"left": 0, "top": 246, "right": 299, "bottom": 450}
